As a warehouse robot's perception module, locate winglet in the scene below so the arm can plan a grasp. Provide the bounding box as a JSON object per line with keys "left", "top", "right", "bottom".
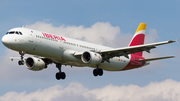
{"left": 168, "top": 39, "right": 179, "bottom": 44}
{"left": 176, "top": 39, "right": 179, "bottom": 44}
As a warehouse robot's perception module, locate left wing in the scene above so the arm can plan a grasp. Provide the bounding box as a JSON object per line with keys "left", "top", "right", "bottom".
{"left": 139, "top": 56, "right": 175, "bottom": 62}
{"left": 10, "top": 56, "right": 53, "bottom": 64}
{"left": 10, "top": 56, "right": 27, "bottom": 61}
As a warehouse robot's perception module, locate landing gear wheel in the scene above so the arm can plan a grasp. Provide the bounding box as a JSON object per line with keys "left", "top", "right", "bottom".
{"left": 98, "top": 69, "right": 103, "bottom": 76}
{"left": 56, "top": 64, "right": 66, "bottom": 80}
{"left": 61, "top": 72, "right": 66, "bottom": 80}
{"left": 93, "top": 68, "right": 103, "bottom": 76}
{"left": 55, "top": 72, "right": 66, "bottom": 80}
{"left": 93, "top": 69, "right": 98, "bottom": 76}
{"left": 18, "top": 61, "right": 21, "bottom": 65}
{"left": 18, "top": 60, "right": 24, "bottom": 65}
{"left": 56, "top": 72, "right": 61, "bottom": 80}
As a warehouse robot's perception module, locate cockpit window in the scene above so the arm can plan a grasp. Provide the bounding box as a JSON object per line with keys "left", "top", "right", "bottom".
{"left": 15, "top": 32, "right": 19, "bottom": 34}
{"left": 6, "top": 31, "right": 23, "bottom": 35}
{"left": 9, "top": 31, "right": 15, "bottom": 34}
{"left": 19, "top": 32, "right": 22, "bottom": 35}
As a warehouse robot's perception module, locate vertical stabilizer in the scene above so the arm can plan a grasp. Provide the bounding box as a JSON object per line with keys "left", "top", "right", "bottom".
{"left": 129, "top": 23, "right": 146, "bottom": 56}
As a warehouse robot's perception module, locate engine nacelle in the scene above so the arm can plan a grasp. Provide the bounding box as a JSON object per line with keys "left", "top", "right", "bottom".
{"left": 25, "top": 57, "right": 45, "bottom": 71}
{"left": 81, "top": 51, "right": 102, "bottom": 65}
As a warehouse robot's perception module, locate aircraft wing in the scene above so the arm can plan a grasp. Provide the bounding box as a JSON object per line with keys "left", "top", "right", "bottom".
{"left": 99, "top": 40, "right": 177, "bottom": 59}
{"left": 10, "top": 57, "right": 27, "bottom": 61}
{"left": 10, "top": 56, "right": 45, "bottom": 61}
{"left": 10, "top": 56, "right": 53, "bottom": 63}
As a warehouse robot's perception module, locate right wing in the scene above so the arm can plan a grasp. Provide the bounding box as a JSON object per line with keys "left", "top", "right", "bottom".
{"left": 99, "top": 40, "right": 177, "bottom": 59}
{"left": 74, "top": 40, "right": 177, "bottom": 60}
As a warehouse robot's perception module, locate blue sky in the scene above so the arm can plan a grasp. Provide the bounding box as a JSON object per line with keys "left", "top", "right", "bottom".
{"left": 0, "top": 0, "right": 180, "bottom": 100}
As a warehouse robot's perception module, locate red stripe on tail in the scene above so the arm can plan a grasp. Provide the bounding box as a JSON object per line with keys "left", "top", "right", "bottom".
{"left": 129, "top": 34, "right": 145, "bottom": 56}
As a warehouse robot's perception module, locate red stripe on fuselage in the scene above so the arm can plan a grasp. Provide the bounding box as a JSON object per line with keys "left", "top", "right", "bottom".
{"left": 121, "top": 54, "right": 145, "bottom": 71}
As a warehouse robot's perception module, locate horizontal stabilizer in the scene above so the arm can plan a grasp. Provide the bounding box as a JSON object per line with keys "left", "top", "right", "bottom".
{"left": 139, "top": 56, "right": 175, "bottom": 62}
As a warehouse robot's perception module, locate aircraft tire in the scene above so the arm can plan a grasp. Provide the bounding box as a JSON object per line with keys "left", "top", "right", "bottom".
{"left": 21, "top": 61, "right": 24, "bottom": 65}
{"left": 93, "top": 69, "right": 98, "bottom": 76}
{"left": 18, "top": 61, "right": 24, "bottom": 65}
{"left": 18, "top": 61, "right": 21, "bottom": 65}
{"left": 61, "top": 72, "right": 66, "bottom": 80}
{"left": 56, "top": 72, "right": 61, "bottom": 80}
{"left": 98, "top": 69, "right": 103, "bottom": 76}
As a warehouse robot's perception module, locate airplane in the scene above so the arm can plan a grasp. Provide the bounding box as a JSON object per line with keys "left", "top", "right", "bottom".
{"left": 1, "top": 23, "right": 177, "bottom": 80}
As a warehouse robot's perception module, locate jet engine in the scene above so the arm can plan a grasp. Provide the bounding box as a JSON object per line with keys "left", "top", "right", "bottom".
{"left": 81, "top": 51, "right": 102, "bottom": 65}
{"left": 25, "top": 57, "right": 46, "bottom": 71}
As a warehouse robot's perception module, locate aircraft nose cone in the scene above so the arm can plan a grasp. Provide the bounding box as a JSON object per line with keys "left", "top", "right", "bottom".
{"left": 2, "top": 35, "right": 19, "bottom": 50}
{"left": 2, "top": 35, "right": 8, "bottom": 45}
{"left": 2, "top": 35, "right": 11, "bottom": 47}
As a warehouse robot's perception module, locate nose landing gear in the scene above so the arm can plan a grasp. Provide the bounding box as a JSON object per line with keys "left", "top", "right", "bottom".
{"left": 18, "top": 51, "right": 25, "bottom": 65}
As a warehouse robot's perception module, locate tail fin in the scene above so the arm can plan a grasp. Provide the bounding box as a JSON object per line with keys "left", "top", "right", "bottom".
{"left": 129, "top": 23, "right": 146, "bottom": 56}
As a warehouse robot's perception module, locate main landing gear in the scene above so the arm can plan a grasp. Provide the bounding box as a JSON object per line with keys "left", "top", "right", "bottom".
{"left": 56, "top": 64, "right": 66, "bottom": 80}
{"left": 93, "top": 65, "right": 103, "bottom": 76}
{"left": 18, "top": 51, "right": 25, "bottom": 65}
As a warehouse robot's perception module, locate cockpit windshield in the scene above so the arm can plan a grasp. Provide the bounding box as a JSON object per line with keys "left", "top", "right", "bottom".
{"left": 6, "top": 31, "right": 23, "bottom": 35}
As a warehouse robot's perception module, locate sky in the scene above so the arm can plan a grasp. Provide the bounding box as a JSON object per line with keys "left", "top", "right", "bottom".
{"left": 0, "top": 0, "right": 180, "bottom": 101}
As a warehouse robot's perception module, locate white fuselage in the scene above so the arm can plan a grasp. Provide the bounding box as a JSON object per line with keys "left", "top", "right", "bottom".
{"left": 2, "top": 27, "right": 131, "bottom": 71}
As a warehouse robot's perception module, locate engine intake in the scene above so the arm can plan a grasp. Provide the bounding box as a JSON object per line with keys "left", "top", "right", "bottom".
{"left": 81, "top": 51, "right": 102, "bottom": 65}
{"left": 25, "top": 57, "right": 45, "bottom": 71}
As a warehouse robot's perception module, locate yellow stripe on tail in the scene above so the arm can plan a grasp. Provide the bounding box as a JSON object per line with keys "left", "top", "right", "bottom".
{"left": 135, "top": 23, "right": 146, "bottom": 34}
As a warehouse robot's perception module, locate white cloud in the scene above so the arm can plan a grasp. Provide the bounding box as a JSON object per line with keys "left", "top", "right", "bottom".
{"left": 0, "top": 79, "right": 180, "bottom": 101}
{"left": 0, "top": 49, "right": 56, "bottom": 79}
{"left": 86, "top": 79, "right": 180, "bottom": 101}
{"left": 145, "top": 28, "right": 159, "bottom": 44}
{"left": 0, "top": 49, "right": 24, "bottom": 79}
{"left": 25, "top": 21, "right": 120, "bottom": 47}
